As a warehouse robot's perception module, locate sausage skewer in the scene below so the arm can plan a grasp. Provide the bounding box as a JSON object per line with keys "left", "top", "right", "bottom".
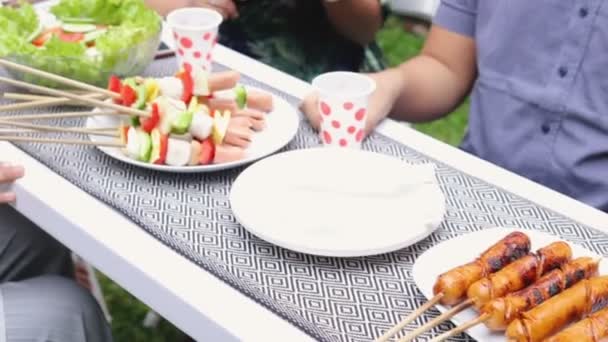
{"left": 544, "top": 306, "right": 608, "bottom": 342}
{"left": 505, "top": 275, "right": 608, "bottom": 342}
{"left": 399, "top": 241, "right": 572, "bottom": 342}
{"left": 428, "top": 257, "right": 600, "bottom": 342}
{"left": 376, "top": 231, "right": 531, "bottom": 342}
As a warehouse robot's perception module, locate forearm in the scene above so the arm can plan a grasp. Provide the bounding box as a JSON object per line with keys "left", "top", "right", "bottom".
{"left": 388, "top": 55, "right": 471, "bottom": 123}
{"left": 322, "top": 0, "right": 383, "bottom": 46}
{"left": 144, "top": 0, "right": 190, "bottom": 16}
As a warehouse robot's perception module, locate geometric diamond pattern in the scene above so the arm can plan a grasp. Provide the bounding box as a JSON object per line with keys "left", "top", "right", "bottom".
{"left": 3, "top": 60, "right": 606, "bottom": 342}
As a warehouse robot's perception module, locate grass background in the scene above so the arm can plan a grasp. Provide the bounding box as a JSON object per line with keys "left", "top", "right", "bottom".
{"left": 97, "top": 14, "right": 470, "bottom": 341}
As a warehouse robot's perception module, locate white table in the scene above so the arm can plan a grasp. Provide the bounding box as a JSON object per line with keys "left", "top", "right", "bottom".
{"left": 2, "top": 44, "right": 608, "bottom": 341}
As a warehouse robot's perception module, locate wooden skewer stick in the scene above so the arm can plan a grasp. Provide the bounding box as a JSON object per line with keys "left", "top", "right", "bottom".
{"left": 428, "top": 314, "right": 489, "bottom": 342}
{"left": 3, "top": 92, "right": 101, "bottom": 102}
{"left": 0, "top": 93, "right": 105, "bottom": 112}
{"left": 376, "top": 293, "right": 444, "bottom": 342}
{"left": 0, "top": 119, "right": 118, "bottom": 137}
{"left": 0, "top": 76, "right": 150, "bottom": 118}
{"left": 0, "top": 59, "right": 119, "bottom": 99}
{"left": 0, "top": 135, "right": 124, "bottom": 148}
{"left": 0, "top": 110, "right": 121, "bottom": 121}
{"left": 398, "top": 299, "right": 474, "bottom": 342}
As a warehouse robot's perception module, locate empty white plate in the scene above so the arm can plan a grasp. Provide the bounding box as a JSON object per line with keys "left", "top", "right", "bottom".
{"left": 229, "top": 147, "right": 446, "bottom": 257}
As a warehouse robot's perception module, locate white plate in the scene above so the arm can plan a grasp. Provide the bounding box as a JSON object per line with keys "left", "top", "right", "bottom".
{"left": 412, "top": 227, "right": 608, "bottom": 342}
{"left": 229, "top": 147, "right": 446, "bottom": 257}
{"left": 86, "top": 88, "right": 299, "bottom": 173}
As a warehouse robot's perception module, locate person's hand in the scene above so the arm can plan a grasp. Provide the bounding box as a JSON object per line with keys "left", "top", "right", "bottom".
{"left": 300, "top": 68, "right": 405, "bottom": 138}
{"left": 0, "top": 163, "right": 24, "bottom": 204}
{"left": 193, "top": 0, "right": 238, "bottom": 20}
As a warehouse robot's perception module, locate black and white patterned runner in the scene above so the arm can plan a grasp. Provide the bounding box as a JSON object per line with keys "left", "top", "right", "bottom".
{"left": 1, "top": 58, "right": 605, "bottom": 342}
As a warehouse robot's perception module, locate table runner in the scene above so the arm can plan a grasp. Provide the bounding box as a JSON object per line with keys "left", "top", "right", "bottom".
{"left": 1, "top": 58, "right": 605, "bottom": 342}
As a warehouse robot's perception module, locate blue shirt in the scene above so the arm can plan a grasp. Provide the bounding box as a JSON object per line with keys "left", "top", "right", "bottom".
{"left": 434, "top": 0, "right": 608, "bottom": 212}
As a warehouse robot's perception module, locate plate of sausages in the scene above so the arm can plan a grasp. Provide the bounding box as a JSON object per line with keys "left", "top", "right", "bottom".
{"left": 403, "top": 228, "right": 608, "bottom": 342}
{"left": 86, "top": 65, "right": 299, "bottom": 173}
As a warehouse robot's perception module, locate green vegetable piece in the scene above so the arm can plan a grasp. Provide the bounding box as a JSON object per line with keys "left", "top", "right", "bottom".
{"left": 61, "top": 23, "right": 97, "bottom": 33}
{"left": 171, "top": 111, "right": 194, "bottom": 135}
{"left": 137, "top": 130, "right": 152, "bottom": 162}
{"left": 130, "top": 116, "right": 140, "bottom": 127}
{"left": 83, "top": 29, "right": 107, "bottom": 43}
{"left": 133, "top": 84, "right": 147, "bottom": 109}
{"left": 234, "top": 84, "right": 247, "bottom": 109}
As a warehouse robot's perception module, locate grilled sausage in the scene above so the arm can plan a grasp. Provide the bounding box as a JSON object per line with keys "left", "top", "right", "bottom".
{"left": 467, "top": 241, "right": 572, "bottom": 310}
{"left": 433, "top": 231, "right": 531, "bottom": 306}
{"left": 246, "top": 89, "right": 274, "bottom": 112}
{"left": 482, "top": 257, "right": 599, "bottom": 330}
{"left": 505, "top": 275, "right": 608, "bottom": 342}
{"left": 544, "top": 306, "right": 608, "bottom": 342}
{"left": 209, "top": 71, "right": 241, "bottom": 92}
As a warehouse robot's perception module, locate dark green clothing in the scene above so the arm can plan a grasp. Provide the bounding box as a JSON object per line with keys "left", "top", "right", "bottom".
{"left": 219, "top": 0, "right": 387, "bottom": 82}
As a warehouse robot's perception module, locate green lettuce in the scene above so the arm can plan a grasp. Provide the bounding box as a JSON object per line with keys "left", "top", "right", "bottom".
{"left": 0, "top": 0, "right": 161, "bottom": 87}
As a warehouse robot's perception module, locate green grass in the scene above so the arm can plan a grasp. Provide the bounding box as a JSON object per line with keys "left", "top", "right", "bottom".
{"left": 97, "top": 14, "right": 470, "bottom": 342}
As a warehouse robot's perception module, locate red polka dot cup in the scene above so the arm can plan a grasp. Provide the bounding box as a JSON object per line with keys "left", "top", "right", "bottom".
{"left": 166, "top": 8, "right": 222, "bottom": 73}
{"left": 312, "top": 72, "right": 376, "bottom": 149}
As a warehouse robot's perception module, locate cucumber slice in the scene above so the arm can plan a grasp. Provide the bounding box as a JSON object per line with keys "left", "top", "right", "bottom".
{"left": 61, "top": 23, "right": 97, "bottom": 33}
{"left": 26, "top": 24, "right": 43, "bottom": 43}
{"left": 83, "top": 29, "right": 107, "bottom": 43}
{"left": 61, "top": 17, "right": 96, "bottom": 24}
{"left": 234, "top": 84, "right": 247, "bottom": 109}
{"left": 137, "top": 130, "right": 152, "bottom": 162}
{"left": 171, "top": 111, "right": 194, "bottom": 135}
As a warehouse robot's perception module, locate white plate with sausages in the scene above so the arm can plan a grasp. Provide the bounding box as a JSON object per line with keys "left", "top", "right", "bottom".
{"left": 412, "top": 227, "right": 608, "bottom": 341}
{"left": 85, "top": 87, "right": 299, "bottom": 173}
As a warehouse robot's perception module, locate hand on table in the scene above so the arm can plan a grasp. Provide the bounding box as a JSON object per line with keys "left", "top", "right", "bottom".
{"left": 300, "top": 69, "right": 404, "bottom": 140}
{"left": 0, "top": 163, "right": 24, "bottom": 203}
{"left": 193, "top": 0, "right": 239, "bottom": 19}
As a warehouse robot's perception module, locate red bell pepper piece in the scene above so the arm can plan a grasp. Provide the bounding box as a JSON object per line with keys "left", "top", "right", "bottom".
{"left": 154, "top": 134, "right": 169, "bottom": 165}
{"left": 140, "top": 103, "right": 160, "bottom": 133}
{"left": 199, "top": 138, "right": 215, "bottom": 165}
{"left": 121, "top": 84, "right": 137, "bottom": 107}
{"left": 177, "top": 70, "right": 194, "bottom": 104}
{"left": 107, "top": 75, "right": 123, "bottom": 104}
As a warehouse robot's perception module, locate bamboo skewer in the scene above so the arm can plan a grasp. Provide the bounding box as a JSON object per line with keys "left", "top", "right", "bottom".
{"left": 0, "top": 135, "right": 124, "bottom": 147}
{"left": 0, "top": 59, "right": 119, "bottom": 99}
{"left": 398, "top": 299, "right": 473, "bottom": 342}
{"left": 0, "top": 110, "right": 121, "bottom": 121}
{"left": 428, "top": 314, "right": 489, "bottom": 342}
{"left": 376, "top": 293, "right": 444, "bottom": 342}
{"left": 0, "top": 119, "right": 118, "bottom": 137}
{"left": 0, "top": 93, "right": 105, "bottom": 112}
{"left": 3, "top": 91, "right": 101, "bottom": 102}
{"left": 0, "top": 76, "right": 150, "bottom": 117}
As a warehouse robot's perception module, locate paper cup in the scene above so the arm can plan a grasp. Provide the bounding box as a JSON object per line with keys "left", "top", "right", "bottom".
{"left": 166, "top": 7, "right": 222, "bottom": 73}
{"left": 312, "top": 72, "right": 376, "bottom": 149}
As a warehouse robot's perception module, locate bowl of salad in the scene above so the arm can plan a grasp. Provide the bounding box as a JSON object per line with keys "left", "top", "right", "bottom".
{"left": 0, "top": 0, "right": 162, "bottom": 88}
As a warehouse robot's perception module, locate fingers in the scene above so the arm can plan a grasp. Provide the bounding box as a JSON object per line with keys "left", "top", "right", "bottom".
{"left": 299, "top": 91, "right": 321, "bottom": 131}
{"left": 0, "top": 164, "right": 24, "bottom": 184}
{"left": 0, "top": 191, "right": 16, "bottom": 204}
{"left": 201, "top": 0, "right": 239, "bottom": 19}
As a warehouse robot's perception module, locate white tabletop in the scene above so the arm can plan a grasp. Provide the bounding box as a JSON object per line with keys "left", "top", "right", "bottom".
{"left": 2, "top": 24, "right": 608, "bottom": 342}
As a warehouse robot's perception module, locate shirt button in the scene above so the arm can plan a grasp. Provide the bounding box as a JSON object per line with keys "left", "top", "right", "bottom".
{"left": 579, "top": 7, "right": 589, "bottom": 18}
{"left": 558, "top": 66, "right": 568, "bottom": 78}
{"left": 541, "top": 123, "right": 551, "bottom": 134}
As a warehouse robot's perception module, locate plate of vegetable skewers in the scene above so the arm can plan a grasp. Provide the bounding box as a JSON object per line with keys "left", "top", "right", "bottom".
{"left": 0, "top": 58, "right": 299, "bottom": 173}
{"left": 379, "top": 228, "right": 608, "bottom": 342}
{"left": 86, "top": 63, "right": 300, "bottom": 173}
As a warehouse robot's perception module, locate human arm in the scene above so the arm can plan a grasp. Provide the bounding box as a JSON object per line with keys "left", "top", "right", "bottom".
{"left": 0, "top": 163, "right": 24, "bottom": 203}
{"left": 322, "top": 0, "right": 384, "bottom": 46}
{"left": 144, "top": 0, "right": 238, "bottom": 19}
